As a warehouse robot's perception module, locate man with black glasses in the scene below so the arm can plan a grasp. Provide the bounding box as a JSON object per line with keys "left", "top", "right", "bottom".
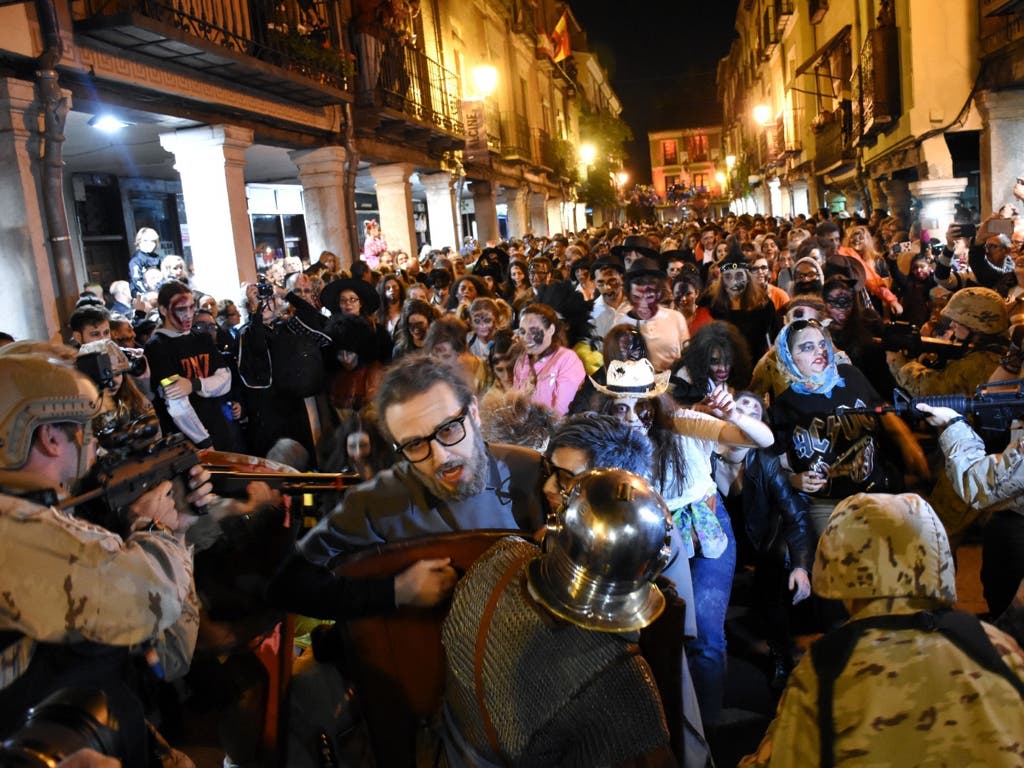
{"left": 269, "top": 354, "right": 545, "bottom": 615}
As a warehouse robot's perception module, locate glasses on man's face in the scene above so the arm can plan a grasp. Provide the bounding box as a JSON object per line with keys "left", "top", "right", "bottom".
{"left": 542, "top": 456, "right": 579, "bottom": 503}
{"left": 750, "top": 264, "right": 770, "bottom": 272}
{"left": 393, "top": 406, "right": 470, "bottom": 463}
{"left": 339, "top": 296, "right": 361, "bottom": 307}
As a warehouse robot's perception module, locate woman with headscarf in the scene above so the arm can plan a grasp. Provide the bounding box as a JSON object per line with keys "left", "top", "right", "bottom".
{"left": 771, "top": 319, "right": 928, "bottom": 544}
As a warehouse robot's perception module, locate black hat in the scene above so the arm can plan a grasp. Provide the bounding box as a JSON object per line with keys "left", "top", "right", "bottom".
{"left": 611, "top": 235, "right": 659, "bottom": 260}
{"left": 624, "top": 257, "right": 667, "bottom": 288}
{"left": 660, "top": 249, "right": 695, "bottom": 265}
{"left": 426, "top": 268, "right": 453, "bottom": 288}
{"left": 591, "top": 255, "right": 626, "bottom": 274}
{"left": 320, "top": 277, "right": 380, "bottom": 316}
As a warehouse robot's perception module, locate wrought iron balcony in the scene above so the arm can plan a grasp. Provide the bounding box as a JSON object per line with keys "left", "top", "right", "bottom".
{"left": 364, "top": 40, "right": 464, "bottom": 142}
{"left": 74, "top": 0, "right": 353, "bottom": 106}
{"left": 499, "top": 112, "right": 531, "bottom": 162}
{"left": 533, "top": 129, "right": 556, "bottom": 172}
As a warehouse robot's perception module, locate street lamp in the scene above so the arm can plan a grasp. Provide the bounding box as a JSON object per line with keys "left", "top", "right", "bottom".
{"left": 616, "top": 171, "right": 629, "bottom": 187}
{"left": 725, "top": 154, "right": 736, "bottom": 171}
{"left": 579, "top": 143, "right": 597, "bottom": 166}
{"left": 753, "top": 104, "right": 772, "bottom": 126}
{"left": 471, "top": 65, "right": 498, "bottom": 99}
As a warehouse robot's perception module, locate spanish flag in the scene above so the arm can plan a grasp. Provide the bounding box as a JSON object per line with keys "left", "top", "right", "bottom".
{"left": 551, "top": 10, "right": 570, "bottom": 62}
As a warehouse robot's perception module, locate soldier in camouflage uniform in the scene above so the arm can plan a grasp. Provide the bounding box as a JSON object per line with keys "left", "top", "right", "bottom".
{"left": 741, "top": 493, "right": 1024, "bottom": 767}
{"left": 885, "top": 286, "right": 1010, "bottom": 397}
{"left": 0, "top": 351, "right": 210, "bottom": 765}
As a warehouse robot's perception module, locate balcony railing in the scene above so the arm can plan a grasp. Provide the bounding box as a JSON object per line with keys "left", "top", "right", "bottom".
{"left": 813, "top": 104, "right": 855, "bottom": 173}
{"left": 373, "top": 41, "right": 463, "bottom": 136}
{"left": 534, "top": 129, "right": 556, "bottom": 170}
{"left": 74, "top": 0, "right": 352, "bottom": 104}
{"left": 499, "top": 112, "right": 531, "bottom": 162}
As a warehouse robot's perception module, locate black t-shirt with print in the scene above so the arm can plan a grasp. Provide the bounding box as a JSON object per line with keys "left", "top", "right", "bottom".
{"left": 145, "top": 330, "right": 243, "bottom": 451}
{"left": 772, "top": 364, "right": 896, "bottom": 499}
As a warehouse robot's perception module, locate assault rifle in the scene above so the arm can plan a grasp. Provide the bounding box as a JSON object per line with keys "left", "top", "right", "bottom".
{"left": 870, "top": 321, "right": 975, "bottom": 362}
{"left": 844, "top": 380, "right": 1024, "bottom": 436}
{"left": 62, "top": 426, "right": 201, "bottom": 531}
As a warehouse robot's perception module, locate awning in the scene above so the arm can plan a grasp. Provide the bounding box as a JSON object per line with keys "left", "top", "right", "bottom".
{"left": 794, "top": 25, "right": 852, "bottom": 79}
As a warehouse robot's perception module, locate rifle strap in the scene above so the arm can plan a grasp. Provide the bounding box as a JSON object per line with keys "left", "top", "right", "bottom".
{"left": 811, "top": 609, "right": 1024, "bottom": 768}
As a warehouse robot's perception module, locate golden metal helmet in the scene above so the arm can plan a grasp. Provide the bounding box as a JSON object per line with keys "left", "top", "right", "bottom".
{"left": 0, "top": 353, "right": 100, "bottom": 469}
{"left": 526, "top": 467, "right": 672, "bottom": 633}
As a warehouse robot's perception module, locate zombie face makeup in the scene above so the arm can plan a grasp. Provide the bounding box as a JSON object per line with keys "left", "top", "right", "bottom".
{"left": 407, "top": 313, "right": 429, "bottom": 346}
{"left": 721, "top": 266, "right": 749, "bottom": 295}
{"left": 629, "top": 278, "right": 661, "bottom": 319}
{"left": 608, "top": 396, "right": 656, "bottom": 432}
{"left": 519, "top": 313, "right": 555, "bottom": 356}
{"left": 790, "top": 327, "right": 829, "bottom": 377}
{"left": 472, "top": 311, "right": 495, "bottom": 341}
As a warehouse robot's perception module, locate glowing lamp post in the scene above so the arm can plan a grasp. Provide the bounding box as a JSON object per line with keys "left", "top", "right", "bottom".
{"left": 753, "top": 104, "right": 772, "bottom": 126}
{"left": 471, "top": 65, "right": 498, "bottom": 99}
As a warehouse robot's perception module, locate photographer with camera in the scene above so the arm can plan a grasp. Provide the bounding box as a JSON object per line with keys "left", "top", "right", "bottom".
{"left": 935, "top": 218, "right": 1018, "bottom": 297}
{"left": 0, "top": 351, "right": 213, "bottom": 766}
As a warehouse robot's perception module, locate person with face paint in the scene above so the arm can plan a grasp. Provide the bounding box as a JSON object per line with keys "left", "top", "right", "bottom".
{"left": 819, "top": 276, "right": 894, "bottom": 397}
{"left": 511, "top": 304, "right": 585, "bottom": 416}
{"left": 705, "top": 254, "right": 781, "bottom": 363}
{"left": 613, "top": 257, "right": 690, "bottom": 372}
{"left": 376, "top": 273, "right": 407, "bottom": 338}
{"left": 594, "top": 358, "right": 774, "bottom": 729}
{"left": 392, "top": 299, "right": 438, "bottom": 358}
{"left": 145, "top": 281, "right": 243, "bottom": 451}
{"left": 465, "top": 297, "right": 511, "bottom": 360}
{"left": 711, "top": 391, "right": 812, "bottom": 689}
{"left": 672, "top": 321, "right": 752, "bottom": 407}
{"left": 771, "top": 320, "right": 928, "bottom": 547}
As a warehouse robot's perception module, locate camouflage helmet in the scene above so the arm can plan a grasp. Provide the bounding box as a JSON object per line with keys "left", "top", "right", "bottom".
{"left": 0, "top": 353, "right": 101, "bottom": 469}
{"left": 940, "top": 286, "right": 1008, "bottom": 335}
{"left": 813, "top": 493, "right": 956, "bottom": 605}
{"left": 527, "top": 467, "right": 672, "bottom": 633}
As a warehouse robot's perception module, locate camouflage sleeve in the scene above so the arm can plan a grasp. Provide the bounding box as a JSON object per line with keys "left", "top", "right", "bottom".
{"left": 147, "top": 578, "right": 200, "bottom": 681}
{"left": 939, "top": 420, "right": 1024, "bottom": 509}
{"left": 893, "top": 353, "right": 1001, "bottom": 397}
{"left": 0, "top": 501, "right": 193, "bottom": 648}
{"left": 739, "top": 656, "right": 821, "bottom": 767}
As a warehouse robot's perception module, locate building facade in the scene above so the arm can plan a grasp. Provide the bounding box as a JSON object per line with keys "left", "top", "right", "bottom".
{"left": 648, "top": 126, "right": 730, "bottom": 222}
{"left": 716, "top": 0, "right": 1017, "bottom": 232}
{"left": 1, "top": 0, "right": 619, "bottom": 341}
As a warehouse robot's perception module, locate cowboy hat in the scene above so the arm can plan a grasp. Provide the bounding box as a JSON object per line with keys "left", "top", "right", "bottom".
{"left": 590, "top": 358, "right": 670, "bottom": 399}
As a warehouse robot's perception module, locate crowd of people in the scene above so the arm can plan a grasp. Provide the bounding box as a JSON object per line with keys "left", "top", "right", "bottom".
{"left": 3, "top": 205, "right": 1024, "bottom": 766}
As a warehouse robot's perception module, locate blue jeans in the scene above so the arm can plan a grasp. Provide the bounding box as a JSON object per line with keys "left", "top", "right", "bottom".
{"left": 687, "top": 494, "right": 736, "bottom": 729}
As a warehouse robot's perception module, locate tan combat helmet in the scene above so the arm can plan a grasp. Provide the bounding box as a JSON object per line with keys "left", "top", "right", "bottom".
{"left": 813, "top": 493, "right": 956, "bottom": 605}
{"left": 940, "top": 286, "right": 1009, "bottom": 335}
{"left": 0, "top": 353, "right": 100, "bottom": 470}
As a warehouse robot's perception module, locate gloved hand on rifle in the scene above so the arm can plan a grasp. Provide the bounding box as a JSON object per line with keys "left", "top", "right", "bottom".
{"left": 913, "top": 402, "right": 962, "bottom": 429}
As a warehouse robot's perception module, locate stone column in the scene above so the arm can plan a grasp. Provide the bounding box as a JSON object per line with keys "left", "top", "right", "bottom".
{"left": 977, "top": 89, "right": 1024, "bottom": 219}
{"left": 159, "top": 125, "right": 255, "bottom": 301}
{"left": 290, "top": 146, "right": 353, "bottom": 268}
{"left": 881, "top": 178, "right": 913, "bottom": 225}
{"left": 529, "top": 190, "right": 548, "bottom": 235}
{"left": 470, "top": 180, "right": 499, "bottom": 246}
{"left": 421, "top": 172, "right": 458, "bottom": 251}
{"left": 0, "top": 77, "right": 63, "bottom": 341}
{"left": 909, "top": 178, "right": 968, "bottom": 236}
{"left": 369, "top": 163, "right": 416, "bottom": 258}
{"left": 505, "top": 186, "right": 530, "bottom": 239}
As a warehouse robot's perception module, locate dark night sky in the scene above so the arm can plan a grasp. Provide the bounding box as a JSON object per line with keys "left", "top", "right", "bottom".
{"left": 568, "top": 0, "right": 741, "bottom": 183}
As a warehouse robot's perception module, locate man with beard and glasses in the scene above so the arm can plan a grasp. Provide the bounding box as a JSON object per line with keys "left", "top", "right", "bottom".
{"left": 269, "top": 354, "right": 546, "bottom": 616}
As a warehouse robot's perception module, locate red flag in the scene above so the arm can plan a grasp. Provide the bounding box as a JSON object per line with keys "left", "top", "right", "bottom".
{"left": 551, "top": 11, "right": 570, "bottom": 62}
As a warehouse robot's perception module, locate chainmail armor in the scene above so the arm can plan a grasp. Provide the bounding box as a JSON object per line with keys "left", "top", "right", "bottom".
{"left": 441, "top": 537, "right": 671, "bottom": 767}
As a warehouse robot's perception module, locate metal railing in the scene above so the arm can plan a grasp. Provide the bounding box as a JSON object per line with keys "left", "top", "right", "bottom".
{"left": 77, "top": 0, "right": 353, "bottom": 91}
{"left": 499, "top": 112, "right": 531, "bottom": 159}
{"left": 376, "top": 41, "right": 463, "bottom": 135}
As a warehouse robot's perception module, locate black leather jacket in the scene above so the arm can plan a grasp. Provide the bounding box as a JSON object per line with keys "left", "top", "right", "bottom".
{"left": 716, "top": 448, "right": 813, "bottom": 572}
